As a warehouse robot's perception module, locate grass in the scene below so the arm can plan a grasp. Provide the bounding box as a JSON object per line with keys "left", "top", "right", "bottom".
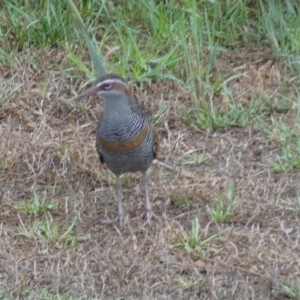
{"left": 0, "top": 77, "right": 23, "bottom": 107}
{"left": 1, "top": 0, "right": 300, "bottom": 298}
{"left": 281, "top": 281, "right": 300, "bottom": 299}
{"left": 181, "top": 99, "right": 266, "bottom": 132}
{"left": 1, "top": 0, "right": 74, "bottom": 48}
{"left": 16, "top": 214, "right": 78, "bottom": 245}
{"left": 265, "top": 119, "right": 300, "bottom": 171}
{"left": 171, "top": 192, "right": 192, "bottom": 211}
{"left": 276, "top": 194, "right": 300, "bottom": 215}
{"left": 210, "top": 183, "right": 237, "bottom": 223}
{"left": 15, "top": 184, "right": 59, "bottom": 216}
{"left": 178, "top": 217, "right": 219, "bottom": 255}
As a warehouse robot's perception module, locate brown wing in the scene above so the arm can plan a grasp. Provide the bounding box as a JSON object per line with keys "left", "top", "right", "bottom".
{"left": 128, "top": 95, "right": 159, "bottom": 158}
{"left": 129, "top": 96, "right": 152, "bottom": 120}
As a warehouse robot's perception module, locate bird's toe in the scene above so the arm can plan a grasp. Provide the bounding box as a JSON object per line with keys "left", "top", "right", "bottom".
{"left": 143, "top": 209, "right": 153, "bottom": 220}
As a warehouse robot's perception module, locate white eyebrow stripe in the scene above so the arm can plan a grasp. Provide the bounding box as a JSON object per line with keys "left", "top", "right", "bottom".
{"left": 96, "top": 79, "right": 128, "bottom": 88}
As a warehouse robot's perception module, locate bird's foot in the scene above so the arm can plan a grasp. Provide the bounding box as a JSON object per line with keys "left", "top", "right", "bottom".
{"left": 141, "top": 209, "right": 156, "bottom": 221}
{"left": 117, "top": 213, "right": 127, "bottom": 227}
{"left": 100, "top": 214, "right": 127, "bottom": 227}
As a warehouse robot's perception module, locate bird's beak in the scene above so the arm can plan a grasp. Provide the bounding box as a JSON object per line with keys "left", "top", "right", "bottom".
{"left": 75, "top": 85, "right": 98, "bottom": 99}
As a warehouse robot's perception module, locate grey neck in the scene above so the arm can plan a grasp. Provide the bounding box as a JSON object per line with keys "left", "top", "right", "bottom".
{"left": 101, "top": 93, "right": 132, "bottom": 126}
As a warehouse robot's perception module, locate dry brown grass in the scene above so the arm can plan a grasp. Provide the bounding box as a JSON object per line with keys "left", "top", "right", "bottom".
{"left": 1, "top": 49, "right": 300, "bottom": 299}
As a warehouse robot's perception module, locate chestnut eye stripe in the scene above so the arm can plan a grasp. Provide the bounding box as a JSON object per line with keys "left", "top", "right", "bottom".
{"left": 98, "top": 125, "right": 149, "bottom": 153}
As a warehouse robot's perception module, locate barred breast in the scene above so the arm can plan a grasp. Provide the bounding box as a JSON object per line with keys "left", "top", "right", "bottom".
{"left": 96, "top": 95, "right": 157, "bottom": 175}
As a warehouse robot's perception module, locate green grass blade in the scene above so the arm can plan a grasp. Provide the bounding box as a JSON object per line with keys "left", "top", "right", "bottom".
{"left": 65, "top": 0, "right": 106, "bottom": 76}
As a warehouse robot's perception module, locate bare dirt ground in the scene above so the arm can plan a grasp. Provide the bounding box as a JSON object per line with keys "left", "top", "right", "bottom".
{"left": 0, "top": 50, "right": 300, "bottom": 299}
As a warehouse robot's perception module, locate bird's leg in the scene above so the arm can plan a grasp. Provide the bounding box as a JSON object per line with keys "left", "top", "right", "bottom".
{"left": 116, "top": 175, "right": 125, "bottom": 226}
{"left": 142, "top": 170, "right": 152, "bottom": 218}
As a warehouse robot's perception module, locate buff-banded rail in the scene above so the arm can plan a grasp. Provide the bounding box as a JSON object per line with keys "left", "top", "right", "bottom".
{"left": 75, "top": 73, "right": 159, "bottom": 225}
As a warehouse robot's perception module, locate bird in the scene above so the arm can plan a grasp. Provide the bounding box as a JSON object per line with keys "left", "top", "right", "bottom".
{"left": 75, "top": 73, "right": 159, "bottom": 225}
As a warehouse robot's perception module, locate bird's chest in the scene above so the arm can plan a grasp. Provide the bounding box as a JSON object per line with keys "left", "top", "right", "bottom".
{"left": 98, "top": 116, "right": 132, "bottom": 141}
{"left": 97, "top": 115, "right": 147, "bottom": 152}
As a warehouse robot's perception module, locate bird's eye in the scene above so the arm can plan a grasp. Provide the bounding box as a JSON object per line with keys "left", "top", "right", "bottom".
{"left": 102, "top": 83, "right": 112, "bottom": 90}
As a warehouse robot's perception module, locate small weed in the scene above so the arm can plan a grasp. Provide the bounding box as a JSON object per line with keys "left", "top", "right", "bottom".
{"left": 276, "top": 195, "right": 300, "bottom": 215}
{"left": 0, "top": 290, "right": 10, "bottom": 300}
{"left": 171, "top": 192, "right": 192, "bottom": 211}
{"left": 211, "top": 202, "right": 235, "bottom": 224}
{"left": 40, "top": 214, "right": 81, "bottom": 246}
{"left": 16, "top": 213, "right": 85, "bottom": 247}
{"left": 210, "top": 183, "right": 236, "bottom": 223}
{"left": 96, "top": 170, "right": 128, "bottom": 186}
{"left": 181, "top": 100, "right": 263, "bottom": 132}
{"left": 20, "top": 289, "right": 30, "bottom": 297}
{"left": 154, "top": 104, "right": 169, "bottom": 124}
{"left": 0, "top": 159, "right": 7, "bottom": 170}
{"left": 0, "top": 48, "right": 14, "bottom": 67}
{"left": 182, "top": 151, "right": 210, "bottom": 166}
{"left": 28, "top": 289, "right": 79, "bottom": 300}
{"left": 15, "top": 185, "right": 58, "bottom": 216}
{"left": 179, "top": 218, "right": 218, "bottom": 255}
{"left": 281, "top": 281, "right": 300, "bottom": 299}
{"left": 266, "top": 120, "right": 300, "bottom": 172}
{"left": 120, "top": 173, "right": 129, "bottom": 185}
{"left": 0, "top": 78, "right": 23, "bottom": 107}
{"left": 271, "top": 146, "right": 300, "bottom": 172}
{"left": 176, "top": 277, "right": 197, "bottom": 288}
